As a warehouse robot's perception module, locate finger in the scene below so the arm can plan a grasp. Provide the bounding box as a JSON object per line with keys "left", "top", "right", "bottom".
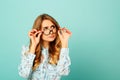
{"left": 34, "top": 31, "right": 40, "bottom": 37}
{"left": 59, "top": 27, "right": 62, "bottom": 30}
{"left": 37, "top": 31, "right": 42, "bottom": 39}
{"left": 29, "top": 33, "right": 33, "bottom": 36}
{"left": 63, "top": 28, "right": 72, "bottom": 35}
{"left": 58, "top": 30, "right": 64, "bottom": 38}
{"left": 29, "top": 29, "right": 37, "bottom": 37}
{"left": 61, "top": 27, "right": 67, "bottom": 33}
{"left": 60, "top": 29, "right": 66, "bottom": 35}
{"left": 66, "top": 29, "right": 71, "bottom": 34}
{"left": 28, "top": 30, "right": 34, "bottom": 37}
{"left": 58, "top": 30, "right": 62, "bottom": 38}
{"left": 59, "top": 29, "right": 62, "bottom": 35}
{"left": 59, "top": 29, "right": 64, "bottom": 35}
{"left": 36, "top": 30, "right": 43, "bottom": 37}
{"left": 32, "top": 29, "right": 37, "bottom": 31}
{"left": 31, "top": 29, "right": 37, "bottom": 33}
{"left": 29, "top": 29, "right": 37, "bottom": 35}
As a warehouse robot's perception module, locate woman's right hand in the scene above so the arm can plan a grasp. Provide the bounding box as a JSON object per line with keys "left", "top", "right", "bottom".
{"left": 28, "top": 29, "right": 42, "bottom": 53}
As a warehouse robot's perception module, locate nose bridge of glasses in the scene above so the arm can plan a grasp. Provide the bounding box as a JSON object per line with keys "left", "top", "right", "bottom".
{"left": 47, "top": 26, "right": 55, "bottom": 32}
{"left": 49, "top": 29, "right": 53, "bottom": 34}
{"left": 49, "top": 26, "right": 54, "bottom": 30}
{"left": 43, "top": 25, "right": 57, "bottom": 35}
{"left": 49, "top": 27, "right": 56, "bottom": 34}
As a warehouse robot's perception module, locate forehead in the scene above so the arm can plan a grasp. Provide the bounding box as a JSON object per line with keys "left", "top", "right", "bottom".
{"left": 42, "top": 20, "right": 54, "bottom": 28}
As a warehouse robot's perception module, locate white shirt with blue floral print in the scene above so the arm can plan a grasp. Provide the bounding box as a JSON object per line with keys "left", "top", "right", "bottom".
{"left": 18, "top": 46, "right": 71, "bottom": 80}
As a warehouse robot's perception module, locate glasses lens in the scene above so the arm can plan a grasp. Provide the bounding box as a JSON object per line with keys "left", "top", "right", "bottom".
{"left": 44, "top": 29, "right": 49, "bottom": 35}
{"left": 43, "top": 26, "right": 57, "bottom": 35}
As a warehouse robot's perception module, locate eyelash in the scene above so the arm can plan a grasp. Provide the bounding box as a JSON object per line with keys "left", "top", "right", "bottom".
{"left": 44, "top": 27, "right": 48, "bottom": 30}
{"left": 44, "top": 25, "right": 56, "bottom": 30}
{"left": 51, "top": 25, "right": 56, "bottom": 28}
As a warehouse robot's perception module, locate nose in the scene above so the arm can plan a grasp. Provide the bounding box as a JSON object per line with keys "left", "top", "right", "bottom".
{"left": 49, "top": 30, "right": 53, "bottom": 34}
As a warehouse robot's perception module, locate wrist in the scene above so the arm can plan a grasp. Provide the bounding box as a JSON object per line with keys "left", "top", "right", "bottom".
{"left": 62, "top": 42, "right": 68, "bottom": 48}
{"left": 29, "top": 45, "right": 36, "bottom": 53}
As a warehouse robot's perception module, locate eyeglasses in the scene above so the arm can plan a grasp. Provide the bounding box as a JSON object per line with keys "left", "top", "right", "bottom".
{"left": 42, "top": 25, "right": 57, "bottom": 36}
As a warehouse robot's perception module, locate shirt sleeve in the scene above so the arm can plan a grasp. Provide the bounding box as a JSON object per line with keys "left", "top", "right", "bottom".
{"left": 18, "top": 46, "right": 36, "bottom": 78}
{"left": 56, "top": 48, "right": 71, "bottom": 76}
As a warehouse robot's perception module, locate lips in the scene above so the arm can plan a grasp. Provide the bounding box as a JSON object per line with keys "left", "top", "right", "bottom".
{"left": 49, "top": 35, "right": 55, "bottom": 38}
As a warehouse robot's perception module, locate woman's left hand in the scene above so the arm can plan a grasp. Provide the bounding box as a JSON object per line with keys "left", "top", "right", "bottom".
{"left": 58, "top": 27, "right": 72, "bottom": 48}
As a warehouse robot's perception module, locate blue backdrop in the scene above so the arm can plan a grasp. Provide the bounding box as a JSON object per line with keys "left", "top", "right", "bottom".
{"left": 0, "top": 0, "right": 120, "bottom": 80}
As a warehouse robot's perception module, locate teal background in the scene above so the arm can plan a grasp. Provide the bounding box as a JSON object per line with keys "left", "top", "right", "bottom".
{"left": 0, "top": 0, "right": 120, "bottom": 80}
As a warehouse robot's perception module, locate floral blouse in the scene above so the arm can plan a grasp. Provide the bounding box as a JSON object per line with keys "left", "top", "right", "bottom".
{"left": 18, "top": 46, "right": 71, "bottom": 80}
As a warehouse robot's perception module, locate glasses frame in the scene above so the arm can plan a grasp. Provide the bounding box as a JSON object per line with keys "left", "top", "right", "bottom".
{"left": 42, "top": 25, "right": 57, "bottom": 36}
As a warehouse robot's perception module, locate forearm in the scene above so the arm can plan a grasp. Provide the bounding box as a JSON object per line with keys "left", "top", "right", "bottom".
{"left": 29, "top": 45, "right": 36, "bottom": 53}
{"left": 18, "top": 46, "right": 36, "bottom": 78}
{"left": 56, "top": 48, "right": 71, "bottom": 75}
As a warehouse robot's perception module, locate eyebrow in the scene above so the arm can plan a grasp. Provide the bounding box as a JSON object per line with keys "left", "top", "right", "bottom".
{"left": 43, "top": 24, "right": 55, "bottom": 28}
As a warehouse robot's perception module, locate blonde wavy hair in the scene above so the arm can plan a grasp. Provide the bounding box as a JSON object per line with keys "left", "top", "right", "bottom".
{"left": 29, "top": 14, "right": 61, "bottom": 70}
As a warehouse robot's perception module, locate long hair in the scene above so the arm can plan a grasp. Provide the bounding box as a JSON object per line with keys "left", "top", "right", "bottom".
{"left": 29, "top": 14, "right": 61, "bottom": 70}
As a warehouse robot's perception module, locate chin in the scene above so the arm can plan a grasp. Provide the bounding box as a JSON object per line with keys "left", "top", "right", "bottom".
{"left": 48, "top": 38, "right": 56, "bottom": 42}
{"left": 43, "top": 34, "right": 56, "bottom": 42}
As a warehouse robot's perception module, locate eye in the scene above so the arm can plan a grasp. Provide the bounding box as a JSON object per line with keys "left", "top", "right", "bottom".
{"left": 51, "top": 25, "right": 56, "bottom": 29}
{"left": 43, "top": 27, "right": 48, "bottom": 30}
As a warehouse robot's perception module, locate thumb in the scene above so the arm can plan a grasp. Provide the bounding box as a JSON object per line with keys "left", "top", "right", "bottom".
{"left": 58, "top": 30, "right": 63, "bottom": 39}
{"left": 37, "top": 31, "right": 42, "bottom": 39}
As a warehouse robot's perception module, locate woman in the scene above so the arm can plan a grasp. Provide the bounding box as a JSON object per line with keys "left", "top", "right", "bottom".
{"left": 18, "top": 13, "right": 72, "bottom": 80}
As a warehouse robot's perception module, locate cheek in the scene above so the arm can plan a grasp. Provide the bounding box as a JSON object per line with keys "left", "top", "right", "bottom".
{"left": 54, "top": 34, "right": 57, "bottom": 38}
{"left": 42, "top": 35, "right": 47, "bottom": 40}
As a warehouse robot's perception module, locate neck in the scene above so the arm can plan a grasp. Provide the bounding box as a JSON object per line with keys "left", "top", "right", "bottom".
{"left": 42, "top": 41, "right": 49, "bottom": 49}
